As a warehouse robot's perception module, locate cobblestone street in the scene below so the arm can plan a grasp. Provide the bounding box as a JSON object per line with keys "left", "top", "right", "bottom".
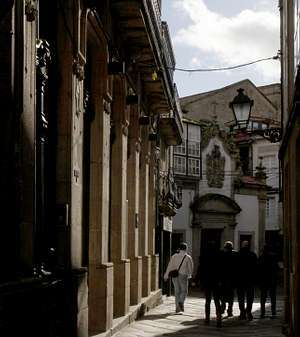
{"left": 114, "top": 292, "right": 284, "bottom": 337}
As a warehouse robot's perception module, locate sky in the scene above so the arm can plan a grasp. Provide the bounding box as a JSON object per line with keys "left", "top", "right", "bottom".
{"left": 161, "top": 0, "right": 280, "bottom": 98}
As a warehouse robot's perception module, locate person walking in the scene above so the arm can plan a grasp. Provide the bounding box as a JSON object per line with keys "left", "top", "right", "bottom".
{"left": 220, "top": 241, "right": 238, "bottom": 317}
{"left": 164, "top": 242, "right": 194, "bottom": 313}
{"left": 197, "top": 241, "right": 222, "bottom": 327}
{"left": 236, "top": 240, "right": 258, "bottom": 321}
{"left": 258, "top": 244, "right": 279, "bottom": 318}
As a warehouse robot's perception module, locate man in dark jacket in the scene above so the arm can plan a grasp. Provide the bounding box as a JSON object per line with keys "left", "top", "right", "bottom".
{"left": 258, "top": 244, "right": 279, "bottom": 318}
{"left": 220, "top": 241, "right": 238, "bottom": 317}
{"left": 237, "top": 240, "right": 258, "bottom": 320}
{"left": 197, "top": 241, "right": 222, "bottom": 327}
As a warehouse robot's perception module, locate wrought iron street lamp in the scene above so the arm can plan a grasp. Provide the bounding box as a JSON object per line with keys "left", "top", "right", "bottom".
{"left": 229, "top": 88, "right": 253, "bottom": 130}
{"left": 229, "top": 88, "right": 282, "bottom": 143}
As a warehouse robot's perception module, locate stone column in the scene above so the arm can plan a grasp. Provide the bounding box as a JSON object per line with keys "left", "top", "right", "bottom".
{"left": 88, "top": 91, "right": 114, "bottom": 334}
{"left": 110, "top": 76, "right": 130, "bottom": 317}
{"left": 192, "top": 227, "right": 201, "bottom": 273}
{"left": 149, "top": 143, "right": 159, "bottom": 291}
{"left": 222, "top": 218, "right": 236, "bottom": 245}
{"left": 139, "top": 126, "right": 151, "bottom": 297}
{"left": 255, "top": 166, "right": 267, "bottom": 253}
{"left": 127, "top": 105, "right": 142, "bottom": 305}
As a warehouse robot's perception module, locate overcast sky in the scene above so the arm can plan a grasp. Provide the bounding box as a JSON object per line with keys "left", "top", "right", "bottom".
{"left": 161, "top": 0, "right": 280, "bottom": 98}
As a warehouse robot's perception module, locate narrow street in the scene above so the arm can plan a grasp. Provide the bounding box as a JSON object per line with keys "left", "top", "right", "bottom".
{"left": 114, "top": 291, "right": 284, "bottom": 337}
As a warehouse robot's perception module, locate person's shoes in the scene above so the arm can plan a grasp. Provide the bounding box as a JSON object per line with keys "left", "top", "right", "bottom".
{"left": 176, "top": 306, "right": 181, "bottom": 313}
{"left": 204, "top": 318, "right": 210, "bottom": 325}
{"left": 239, "top": 313, "right": 246, "bottom": 320}
{"left": 247, "top": 312, "right": 253, "bottom": 321}
{"left": 216, "top": 318, "right": 222, "bottom": 328}
{"left": 227, "top": 310, "right": 233, "bottom": 317}
{"left": 179, "top": 302, "right": 184, "bottom": 312}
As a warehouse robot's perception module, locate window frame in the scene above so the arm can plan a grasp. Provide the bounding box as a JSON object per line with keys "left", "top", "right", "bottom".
{"left": 173, "top": 122, "right": 201, "bottom": 177}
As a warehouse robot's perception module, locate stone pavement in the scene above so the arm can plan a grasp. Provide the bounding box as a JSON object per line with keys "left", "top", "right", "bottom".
{"left": 114, "top": 292, "right": 285, "bottom": 337}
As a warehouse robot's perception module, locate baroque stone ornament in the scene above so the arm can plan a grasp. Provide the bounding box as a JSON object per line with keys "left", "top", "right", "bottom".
{"left": 206, "top": 145, "right": 225, "bottom": 188}
{"left": 73, "top": 56, "right": 85, "bottom": 81}
{"left": 25, "top": 0, "right": 37, "bottom": 22}
{"left": 201, "top": 120, "right": 240, "bottom": 165}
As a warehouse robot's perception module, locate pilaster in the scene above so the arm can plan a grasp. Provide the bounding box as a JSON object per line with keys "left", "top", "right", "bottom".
{"left": 127, "top": 105, "right": 142, "bottom": 304}
{"left": 139, "top": 126, "right": 151, "bottom": 297}
{"left": 149, "top": 143, "right": 158, "bottom": 291}
{"left": 110, "top": 76, "right": 130, "bottom": 317}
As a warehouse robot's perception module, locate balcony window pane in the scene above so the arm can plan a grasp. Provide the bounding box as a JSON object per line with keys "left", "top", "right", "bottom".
{"left": 174, "top": 123, "right": 187, "bottom": 155}
{"left": 188, "top": 124, "right": 200, "bottom": 141}
{"left": 188, "top": 140, "right": 200, "bottom": 156}
{"left": 174, "top": 156, "right": 186, "bottom": 174}
{"left": 174, "top": 141, "right": 186, "bottom": 155}
{"left": 188, "top": 158, "right": 200, "bottom": 176}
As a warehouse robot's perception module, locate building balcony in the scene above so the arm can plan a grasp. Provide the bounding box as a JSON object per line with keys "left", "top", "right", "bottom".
{"left": 159, "top": 84, "right": 183, "bottom": 145}
{"left": 159, "top": 170, "right": 182, "bottom": 217}
{"left": 111, "top": 0, "right": 178, "bottom": 116}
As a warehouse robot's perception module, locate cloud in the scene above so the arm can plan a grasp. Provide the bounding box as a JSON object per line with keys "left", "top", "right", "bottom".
{"left": 172, "top": 0, "right": 280, "bottom": 82}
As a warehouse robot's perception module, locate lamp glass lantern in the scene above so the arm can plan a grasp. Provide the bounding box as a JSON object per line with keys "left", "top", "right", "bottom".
{"left": 229, "top": 88, "right": 254, "bottom": 129}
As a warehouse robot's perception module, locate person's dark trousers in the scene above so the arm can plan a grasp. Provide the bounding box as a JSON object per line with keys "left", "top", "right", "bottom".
{"left": 237, "top": 285, "right": 254, "bottom": 319}
{"left": 260, "top": 283, "right": 277, "bottom": 317}
{"left": 221, "top": 285, "right": 234, "bottom": 315}
{"left": 204, "top": 286, "right": 222, "bottom": 323}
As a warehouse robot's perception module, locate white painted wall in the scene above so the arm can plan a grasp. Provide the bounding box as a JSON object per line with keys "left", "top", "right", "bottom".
{"left": 173, "top": 188, "right": 195, "bottom": 250}
{"left": 234, "top": 194, "right": 259, "bottom": 254}
{"left": 252, "top": 139, "right": 282, "bottom": 232}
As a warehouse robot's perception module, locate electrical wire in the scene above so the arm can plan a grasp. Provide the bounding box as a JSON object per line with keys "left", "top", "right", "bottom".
{"left": 169, "top": 55, "right": 280, "bottom": 73}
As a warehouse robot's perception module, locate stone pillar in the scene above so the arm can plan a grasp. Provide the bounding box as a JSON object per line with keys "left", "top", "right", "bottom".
{"left": 192, "top": 227, "right": 201, "bottom": 273}
{"left": 149, "top": 143, "right": 159, "bottom": 291}
{"left": 258, "top": 195, "right": 267, "bottom": 254}
{"left": 222, "top": 218, "right": 236, "bottom": 245}
{"left": 77, "top": 13, "right": 113, "bottom": 333}
{"left": 110, "top": 76, "right": 130, "bottom": 317}
{"left": 255, "top": 165, "right": 267, "bottom": 254}
{"left": 88, "top": 91, "right": 114, "bottom": 334}
{"left": 139, "top": 126, "right": 151, "bottom": 297}
{"left": 127, "top": 105, "right": 142, "bottom": 305}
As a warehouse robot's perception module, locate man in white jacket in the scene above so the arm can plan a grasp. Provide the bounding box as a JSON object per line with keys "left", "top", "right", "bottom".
{"left": 164, "top": 242, "right": 194, "bottom": 312}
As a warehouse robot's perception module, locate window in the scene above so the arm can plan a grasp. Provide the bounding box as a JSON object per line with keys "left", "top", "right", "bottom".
{"left": 173, "top": 122, "right": 201, "bottom": 177}
{"left": 239, "top": 145, "right": 251, "bottom": 175}
{"left": 188, "top": 141, "right": 200, "bottom": 156}
{"left": 174, "top": 156, "right": 186, "bottom": 174}
{"left": 266, "top": 197, "right": 276, "bottom": 224}
{"left": 174, "top": 123, "right": 186, "bottom": 155}
{"left": 262, "top": 155, "right": 278, "bottom": 187}
{"left": 188, "top": 158, "right": 200, "bottom": 176}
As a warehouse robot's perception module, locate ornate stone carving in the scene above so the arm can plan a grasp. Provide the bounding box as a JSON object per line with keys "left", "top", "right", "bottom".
{"left": 122, "top": 120, "right": 129, "bottom": 136}
{"left": 206, "top": 145, "right": 225, "bottom": 188}
{"left": 73, "top": 56, "right": 85, "bottom": 81}
{"left": 25, "top": 0, "right": 37, "bottom": 22}
{"left": 135, "top": 140, "right": 141, "bottom": 153}
{"left": 36, "top": 39, "right": 51, "bottom": 137}
{"left": 201, "top": 121, "right": 238, "bottom": 157}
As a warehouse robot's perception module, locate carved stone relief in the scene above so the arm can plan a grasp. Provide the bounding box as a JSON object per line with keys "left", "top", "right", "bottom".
{"left": 206, "top": 145, "right": 225, "bottom": 188}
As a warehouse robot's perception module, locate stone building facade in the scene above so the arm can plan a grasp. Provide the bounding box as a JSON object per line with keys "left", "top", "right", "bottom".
{"left": 173, "top": 80, "right": 282, "bottom": 272}
{"left": 0, "top": 1, "right": 182, "bottom": 336}
{"left": 280, "top": 1, "right": 300, "bottom": 336}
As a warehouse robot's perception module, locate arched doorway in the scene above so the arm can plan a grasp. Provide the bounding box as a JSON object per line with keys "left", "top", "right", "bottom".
{"left": 190, "top": 193, "right": 241, "bottom": 265}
